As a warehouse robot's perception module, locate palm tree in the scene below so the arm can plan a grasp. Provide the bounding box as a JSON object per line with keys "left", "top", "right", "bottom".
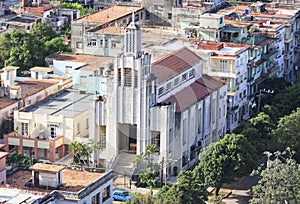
{"left": 69, "top": 141, "right": 85, "bottom": 164}
{"left": 134, "top": 152, "right": 145, "bottom": 173}
{"left": 145, "top": 144, "right": 159, "bottom": 171}
{"left": 88, "top": 139, "right": 101, "bottom": 167}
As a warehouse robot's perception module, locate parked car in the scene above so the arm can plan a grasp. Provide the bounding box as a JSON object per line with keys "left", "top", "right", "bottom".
{"left": 112, "top": 190, "right": 133, "bottom": 202}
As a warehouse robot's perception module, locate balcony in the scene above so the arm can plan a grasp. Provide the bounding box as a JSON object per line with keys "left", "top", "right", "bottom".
{"left": 262, "top": 49, "right": 278, "bottom": 61}
{"left": 295, "top": 45, "right": 300, "bottom": 52}
{"left": 4, "top": 133, "right": 64, "bottom": 162}
{"left": 295, "top": 31, "right": 300, "bottom": 36}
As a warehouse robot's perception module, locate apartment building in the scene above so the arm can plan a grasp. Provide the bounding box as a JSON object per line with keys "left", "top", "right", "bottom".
{"left": 0, "top": 66, "right": 71, "bottom": 136}
{"left": 71, "top": 5, "right": 145, "bottom": 55}
{"left": 4, "top": 90, "right": 91, "bottom": 162}
{"left": 214, "top": 2, "right": 300, "bottom": 83}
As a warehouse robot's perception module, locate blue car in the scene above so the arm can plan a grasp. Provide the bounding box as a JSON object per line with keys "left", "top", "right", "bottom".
{"left": 112, "top": 190, "right": 133, "bottom": 202}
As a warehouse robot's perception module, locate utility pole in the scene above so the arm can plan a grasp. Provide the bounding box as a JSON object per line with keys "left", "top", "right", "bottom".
{"left": 160, "top": 156, "right": 164, "bottom": 187}
{"left": 257, "top": 89, "right": 274, "bottom": 112}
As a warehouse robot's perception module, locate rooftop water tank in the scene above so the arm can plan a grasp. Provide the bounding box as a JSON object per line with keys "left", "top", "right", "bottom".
{"left": 244, "top": 8, "right": 249, "bottom": 15}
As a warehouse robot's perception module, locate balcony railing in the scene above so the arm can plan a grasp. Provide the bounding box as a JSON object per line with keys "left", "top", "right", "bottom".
{"left": 262, "top": 49, "right": 278, "bottom": 61}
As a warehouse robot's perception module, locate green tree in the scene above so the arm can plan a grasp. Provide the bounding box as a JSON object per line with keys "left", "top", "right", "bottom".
{"left": 60, "top": 2, "right": 93, "bottom": 16}
{"left": 241, "top": 112, "right": 275, "bottom": 152}
{"left": 139, "top": 168, "right": 157, "bottom": 196}
{"left": 264, "top": 84, "right": 300, "bottom": 122}
{"left": 274, "top": 108, "right": 300, "bottom": 159}
{"left": 250, "top": 148, "right": 300, "bottom": 204}
{"left": 45, "top": 37, "right": 72, "bottom": 55}
{"left": 156, "top": 170, "right": 208, "bottom": 204}
{"left": 0, "top": 25, "right": 70, "bottom": 71}
{"left": 69, "top": 141, "right": 90, "bottom": 165}
{"left": 29, "top": 23, "right": 58, "bottom": 42}
{"left": 198, "top": 134, "right": 256, "bottom": 195}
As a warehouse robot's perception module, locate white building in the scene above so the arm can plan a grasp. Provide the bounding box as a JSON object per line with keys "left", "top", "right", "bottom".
{"left": 89, "top": 17, "right": 227, "bottom": 178}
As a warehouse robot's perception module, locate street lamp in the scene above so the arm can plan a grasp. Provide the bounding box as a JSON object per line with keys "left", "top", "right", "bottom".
{"left": 263, "top": 151, "right": 273, "bottom": 168}
{"left": 257, "top": 89, "right": 274, "bottom": 112}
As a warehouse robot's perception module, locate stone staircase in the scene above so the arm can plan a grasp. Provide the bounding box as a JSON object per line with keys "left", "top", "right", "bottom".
{"left": 112, "top": 151, "right": 136, "bottom": 176}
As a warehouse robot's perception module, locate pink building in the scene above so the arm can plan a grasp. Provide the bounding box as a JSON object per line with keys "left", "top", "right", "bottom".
{"left": 0, "top": 144, "right": 9, "bottom": 184}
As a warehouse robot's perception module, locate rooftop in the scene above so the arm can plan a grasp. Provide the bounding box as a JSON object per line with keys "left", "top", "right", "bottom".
{"left": 163, "top": 75, "right": 226, "bottom": 112}
{"left": 23, "top": 90, "right": 91, "bottom": 117}
{"left": 75, "top": 5, "right": 143, "bottom": 24}
{"left": 216, "top": 4, "right": 299, "bottom": 19}
{"left": 0, "top": 79, "right": 58, "bottom": 110}
{"left": 6, "top": 167, "right": 105, "bottom": 193}
{"left": 0, "top": 188, "right": 44, "bottom": 203}
{"left": 30, "top": 67, "right": 54, "bottom": 72}
{"left": 30, "top": 163, "right": 65, "bottom": 173}
{"left": 152, "top": 47, "right": 202, "bottom": 84}
{"left": 47, "top": 53, "right": 114, "bottom": 71}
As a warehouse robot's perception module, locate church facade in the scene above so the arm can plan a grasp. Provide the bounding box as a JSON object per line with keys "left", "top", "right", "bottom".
{"left": 89, "top": 16, "right": 228, "bottom": 177}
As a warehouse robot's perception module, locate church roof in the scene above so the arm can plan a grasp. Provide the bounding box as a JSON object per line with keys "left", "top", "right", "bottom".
{"left": 151, "top": 47, "right": 202, "bottom": 84}
{"left": 163, "top": 75, "right": 226, "bottom": 112}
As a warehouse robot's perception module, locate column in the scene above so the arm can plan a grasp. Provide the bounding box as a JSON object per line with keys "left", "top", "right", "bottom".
{"left": 49, "top": 140, "right": 55, "bottom": 162}
{"left": 34, "top": 138, "right": 38, "bottom": 159}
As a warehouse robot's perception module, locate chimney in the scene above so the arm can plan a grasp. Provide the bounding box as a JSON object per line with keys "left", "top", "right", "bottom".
{"left": 9, "top": 85, "right": 21, "bottom": 100}
{"left": 3, "top": 66, "right": 19, "bottom": 88}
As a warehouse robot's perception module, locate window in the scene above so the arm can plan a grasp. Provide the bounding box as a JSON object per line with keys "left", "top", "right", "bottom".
{"left": 65, "top": 66, "right": 72, "bottom": 74}
{"left": 182, "top": 73, "right": 187, "bottom": 81}
{"left": 220, "top": 60, "right": 227, "bottom": 72}
{"left": 118, "top": 69, "right": 121, "bottom": 86}
{"left": 124, "top": 68, "right": 132, "bottom": 87}
{"left": 76, "top": 42, "right": 82, "bottom": 49}
{"left": 212, "top": 99, "right": 216, "bottom": 123}
{"left": 158, "top": 87, "right": 164, "bottom": 96}
{"left": 174, "top": 77, "right": 180, "bottom": 86}
{"left": 104, "top": 38, "right": 108, "bottom": 48}
{"left": 183, "top": 119, "right": 187, "bottom": 145}
{"left": 99, "top": 126, "right": 106, "bottom": 148}
{"left": 100, "top": 39, "right": 103, "bottom": 47}
{"left": 80, "top": 76, "right": 87, "bottom": 84}
{"left": 92, "top": 192, "right": 100, "bottom": 204}
{"left": 87, "top": 39, "right": 97, "bottom": 47}
{"left": 166, "top": 82, "right": 172, "bottom": 91}
{"left": 94, "top": 70, "right": 98, "bottom": 77}
{"left": 6, "top": 71, "right": 9, "bottom": 80}
{"left": 86, "top": 118, "right": 89, "bottom": 129}
{"left": 189, "top": 69, "right": 195, "bottom": 78}
{"left": 134, "top": 70, "right": 138, "bottom": 88}
{"left": 77, "top": 123, "right": 81, "bottom": 134}
{"left": 49, "top": 124, "right": 58, "bottom": 138}
{"left": 169, "top": 128, "right": 173, "bottom": 153}
{"left": 197, "top": 108, "right": 202, "bottom": 134}
{"left": 102, "top": 186, "right": 110, "bottom": 202}
{"left": 111, "top": 42, "right": 116, "bottom": 48}
{"left": 21, "top": 122, "right": 28, "bottom": 136}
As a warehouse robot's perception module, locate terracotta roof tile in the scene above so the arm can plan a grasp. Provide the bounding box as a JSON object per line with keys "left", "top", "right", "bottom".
{"left": 152, "top": 47, "right": 202, "bottom": 84}
{"left": 163, "top": 75, "right": 225, "bottom": 112}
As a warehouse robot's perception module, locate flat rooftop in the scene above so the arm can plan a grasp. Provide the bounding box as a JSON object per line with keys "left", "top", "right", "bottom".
{"left": 6, "top": 168, "right": 105, "bottom": 193}
{"left": 75, "top": 5, "right": 143, "bottom": 24}
{"left": 23, "top": 90, "right": 91, "bottom": 117}
{"left": 0, "top": 188, "right": 44, "bottom": 203}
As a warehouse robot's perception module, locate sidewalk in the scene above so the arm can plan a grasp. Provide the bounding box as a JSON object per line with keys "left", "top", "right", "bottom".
{"left": 113, "top": 174, "right": 159, "bottom": 195}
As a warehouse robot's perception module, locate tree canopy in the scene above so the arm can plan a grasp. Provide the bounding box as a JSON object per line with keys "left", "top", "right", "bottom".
{"left": 60, "top": 2, "right": 94, "bottom": 16}
{"left": 198, "top": 134, "right": 256, "bottom": 195}
{"left": 250, "top": 148, "right": 300, "bottom": 204}
{"left": 0, "top": 23, "right": 71, "bottom": 71}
